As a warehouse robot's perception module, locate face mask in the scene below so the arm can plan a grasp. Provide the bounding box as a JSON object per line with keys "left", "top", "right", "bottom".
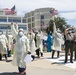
{"left": 8, "top": 32, "right": 11, "bottom": 35}
{"left": 68, "top": 30, "right": 73, "bottom": 33}
{"left": 18, "top": 32, "right": 24, "bottom": 37}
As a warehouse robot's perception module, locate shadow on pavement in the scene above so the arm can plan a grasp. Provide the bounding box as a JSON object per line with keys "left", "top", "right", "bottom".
{"left": 6, "top": 60, "right": 12, "bottom": 62}
{"left": 0, "top": 72, "right": 18, "bottom": 75}
{"left": 51, "top": 62, "right": 65, "bottom": 65}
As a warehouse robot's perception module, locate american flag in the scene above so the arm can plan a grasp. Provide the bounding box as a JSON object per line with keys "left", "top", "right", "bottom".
{"left": 50, "top": 9, "right": 58, "bottom": 16}
{"left": 3, "top": 5, "right": 16, "bottom": 15}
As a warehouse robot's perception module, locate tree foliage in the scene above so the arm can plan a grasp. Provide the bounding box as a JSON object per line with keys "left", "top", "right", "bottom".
{"left": 46, "top": 17, "right": 71, "bottom": 33}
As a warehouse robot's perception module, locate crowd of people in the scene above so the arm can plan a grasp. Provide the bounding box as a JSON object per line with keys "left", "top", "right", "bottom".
{"left": 0, "top": 22, "right": 76, "bottom": 75}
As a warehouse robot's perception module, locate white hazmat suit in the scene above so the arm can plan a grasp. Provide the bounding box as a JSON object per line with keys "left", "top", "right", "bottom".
{"left": 0, "top": 34, "right": 8, "bottom": 54}
{"left": 27, "top": 32, "right": 36, "bottom": 55}
{"left": 36, "top": 32, "right": 43, "bottom": 54}
{"left": 52, "top": 23, "right": 64, "bottom": 51}
{"left": 11, "top": 23, "right": 30, "bottom": 68}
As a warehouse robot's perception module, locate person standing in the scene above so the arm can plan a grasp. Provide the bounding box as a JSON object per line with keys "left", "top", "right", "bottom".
{"left": 73, "top": 31, "right": 76, "bottom": 61}
{"left": 0, "top": 30, "right": 8, "bottom": 61}
{"left": 47, "top": 32, "right": 53, "bottom": 52}
{"left": 64, "top": 28, "right": 74, "bottom": 63}
{"left": 11, "top": 22, "right": 30, "bottom": 75}
{"left": 27, "top": 31, "right": 36, "bottom": 60}
{"left": 36, "top": 30, "right": 43, "bottom": 57}
{"left": 6, "top": 30, "right": 13, "bottom": 57}
{"left": 51, "top": 23, "right": 64, "bottom": 58}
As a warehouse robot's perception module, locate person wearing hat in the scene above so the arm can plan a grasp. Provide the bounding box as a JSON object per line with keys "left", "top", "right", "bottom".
{"left": 11, "top": 22, "right": 30, "bottom": 75}
{"left": 64, "top": 28, "right": 74, "bottom": 63}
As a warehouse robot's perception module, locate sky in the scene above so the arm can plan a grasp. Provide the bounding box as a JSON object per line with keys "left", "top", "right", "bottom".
{"left": 0, "top": 0, "right": 76, "bottom": 27}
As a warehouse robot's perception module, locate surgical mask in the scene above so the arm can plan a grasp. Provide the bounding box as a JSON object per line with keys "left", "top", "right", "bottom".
{"left": 18, "top": 32, "right": 24, "bottom": 37}
{"left": 8, "top": 32, "right": 11, "bottom": 35}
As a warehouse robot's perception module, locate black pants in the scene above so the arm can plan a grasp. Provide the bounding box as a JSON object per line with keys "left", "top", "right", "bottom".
{"left": 0, "top": 53, "right": 7, "bottom": 60}
{"left": 36, "top": 48, "right": 40, "bottom": 57}
{"left": 8, "top": 50, "right": 11, "bottom": 57}
{"left": 52, "top": 50, "right": 60, "bottom": 58}
{"left": 0, "top": 54, "right": 2, "bottom": 60}
{"left": 73, "top": 42, "right": 76, "bottom": 60}
{"left": 65, "top": 41, "right": 73, "bottom": 63}
{"left": 18, "top": 67, "right": 26, "bottom": 72}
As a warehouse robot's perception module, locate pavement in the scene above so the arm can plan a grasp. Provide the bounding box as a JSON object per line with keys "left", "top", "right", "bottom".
{"left": 0, "top": 51, "right": 76, "bottom": 75}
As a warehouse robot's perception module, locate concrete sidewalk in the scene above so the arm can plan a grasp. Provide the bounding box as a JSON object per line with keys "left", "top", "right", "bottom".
{"left": 0, "top": 52, "right": 76, "bottom": 75}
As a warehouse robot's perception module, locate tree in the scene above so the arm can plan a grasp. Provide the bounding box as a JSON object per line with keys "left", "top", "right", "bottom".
{"left": 47, "top": 16, "right": 71, "bottom": 33}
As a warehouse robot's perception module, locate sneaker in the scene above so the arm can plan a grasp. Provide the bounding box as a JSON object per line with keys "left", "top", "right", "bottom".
{"left": 24, "top": 70, "right": 26, "bottom": 75}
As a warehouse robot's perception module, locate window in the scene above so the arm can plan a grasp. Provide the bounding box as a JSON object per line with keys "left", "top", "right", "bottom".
{"left": 0, "top": 18, "right": 7, "bottom": 22}
{"left": 41, "top": 15, "right": 44, "bottom": 19}
{"left": 22, "top": 19, "right": 26, "bottom": 23}
{"left": 8, "top": 18, "right": 21, "bottom": 22}
{"left": 32, "top": 23, "right": 34, "bottom": 27}
{"left": 0, "top": 26, "right": 10, "bottom": 29}
{"left": 18, "top": 25, "right": 27, "bottom": 30}
{"left": 28, "top": 18, "right": 31, "bottom": 22}
{"left": 32, "top": 17, "right": 34, "bottom": 22}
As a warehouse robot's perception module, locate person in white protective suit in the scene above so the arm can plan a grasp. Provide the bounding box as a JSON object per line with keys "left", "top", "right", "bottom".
{"left": 6, "top": 30, "right": 13, "bottom": 57}
{"left": 36, "top": 30, "right": 43, "bottom": 57}
{"left": 11, "top": 22, "right": 30, "bottom": 75}
{"left": 0, "top": 30, "right": 8, "bottom": 61}
{"left": 51, "top": 22, "right": 64, "bottom": 58}
{"left": 27, "top": 30, "right": 36, "bottom": 60}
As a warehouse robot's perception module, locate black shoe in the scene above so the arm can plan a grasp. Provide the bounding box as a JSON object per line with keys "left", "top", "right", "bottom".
{"left": 51, "top": 57, "right": 54, "bottom": 59}
{"left": 41, "top": 53, "right": 43, "bottom": 57}
{"left": 57, "top": 56, "right": 59, "bottom": 58}
{"left": 0, "top": 59, "right": 2, "bottom": 61}
{"left": 31, "top": 55, "right": 35, "bottom": 61}
{"left": 0, "top": 58, "right": 2, "bottom": 61}
{"left": 70, "top": 61, "right": 73, "bottom": 63}
{"left": 64, "top": 61, "right": 67, "bottom": 63}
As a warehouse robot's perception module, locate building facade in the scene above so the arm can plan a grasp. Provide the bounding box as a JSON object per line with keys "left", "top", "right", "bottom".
{"left": 25, "top": 8, "right": 58, "bottom": 30}
{"left": 0, "top": 8, "right": 28, "bottom": 34}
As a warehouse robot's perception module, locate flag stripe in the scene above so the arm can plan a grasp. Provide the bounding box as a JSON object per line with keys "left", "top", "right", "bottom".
{"left": 3, "top": 5, "right": 16, "bottom": 15}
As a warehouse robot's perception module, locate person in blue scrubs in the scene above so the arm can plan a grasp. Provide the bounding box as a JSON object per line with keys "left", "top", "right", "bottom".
{"left": 47, "top": 32, "right": 53, "bottom": 52}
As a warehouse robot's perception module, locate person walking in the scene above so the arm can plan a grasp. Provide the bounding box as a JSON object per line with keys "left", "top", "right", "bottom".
{"left": 11, "top": 22, "right": 30, "bottom": 75}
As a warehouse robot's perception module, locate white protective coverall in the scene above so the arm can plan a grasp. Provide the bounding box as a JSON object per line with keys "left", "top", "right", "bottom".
{"left": 27, "top": 32, "right": 36, "bottom": 55}
{"left": 11, "top": 23, "right": 30, "bottom": 68}
{"left": 36, "top": 32, "right": 43, "bottom": 53}
{"left": 6, "top": 30, "right": 13, "bottom": 51}
{"left": 0, "top": 34, "right": 8, "bottom": 54}
{"left": 52, "top": 23, "right": 64, "bottom": 51}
